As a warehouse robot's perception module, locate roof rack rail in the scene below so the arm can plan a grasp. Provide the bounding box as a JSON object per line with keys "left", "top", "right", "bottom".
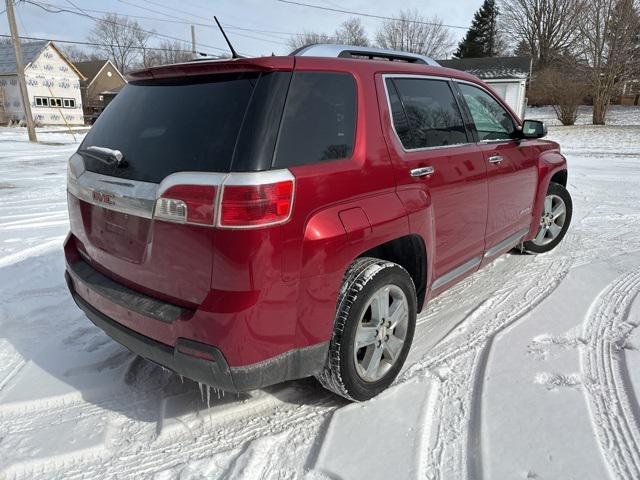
{"left": 291, "top": 44, "right": 440, "bottom": 66}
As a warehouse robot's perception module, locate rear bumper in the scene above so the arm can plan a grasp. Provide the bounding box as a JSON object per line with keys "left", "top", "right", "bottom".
{"left": 65, "top": 258, "right": 328, "bottom": 392}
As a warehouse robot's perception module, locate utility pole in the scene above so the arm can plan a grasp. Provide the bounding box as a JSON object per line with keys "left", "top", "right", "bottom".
{"left": 5, "top": 0, "right": 37, "bottom": 142}
{"left": 191, "top": 25, "right": 197, "bottom": 60}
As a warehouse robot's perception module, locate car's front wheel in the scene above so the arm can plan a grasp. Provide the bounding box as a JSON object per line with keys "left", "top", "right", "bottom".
{"left": 522, "top": 182, "right": 572, "bottom": 254}
{"left": 316, "top": 257, "right": 417, "bottom": 401}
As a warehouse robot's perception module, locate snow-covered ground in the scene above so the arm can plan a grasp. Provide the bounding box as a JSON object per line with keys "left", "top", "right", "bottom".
{"left": 1, "top": 107, "right": 640, "bottom": 480}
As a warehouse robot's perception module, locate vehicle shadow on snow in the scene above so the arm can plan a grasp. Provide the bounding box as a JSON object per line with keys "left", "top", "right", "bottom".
{"left": 0, "top": 249, "right": 340, "bottom": 426}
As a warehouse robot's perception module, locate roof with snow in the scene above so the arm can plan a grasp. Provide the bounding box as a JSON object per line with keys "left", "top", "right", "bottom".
{"left": 438, "top": 56, "right": 532, "bottom": 80}
{"left": 0, "top": 40, "right": 50, "bottom": 75}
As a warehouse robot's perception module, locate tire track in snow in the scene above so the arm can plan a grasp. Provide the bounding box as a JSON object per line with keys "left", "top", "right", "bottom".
{"left": 405, "top": 253, "right": 572, "bottom": 480}
{"left": 582, "top": 268, "right": 640, "bottom": 480}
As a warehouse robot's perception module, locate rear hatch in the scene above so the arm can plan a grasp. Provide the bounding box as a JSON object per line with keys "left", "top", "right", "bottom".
{"left": 67, "top": 59, "right": 293, "bottom": 306}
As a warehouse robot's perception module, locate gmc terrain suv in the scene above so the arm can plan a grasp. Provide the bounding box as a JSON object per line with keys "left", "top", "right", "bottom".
{"left": 65, "top": 45, "right": 572, "bottom": 401}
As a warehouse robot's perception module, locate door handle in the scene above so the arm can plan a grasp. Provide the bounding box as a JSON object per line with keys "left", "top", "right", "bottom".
{"left": 488, "top": 155, "right": 503, "bottom": 164}
{"left": 410, "top": 166, "right": 435, "bottom": 177}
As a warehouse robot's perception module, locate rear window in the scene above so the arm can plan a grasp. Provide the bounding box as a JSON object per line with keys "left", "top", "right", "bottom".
{"left": 273, "top": 72, "right": 356, "bottom": 168}
{"left": 80, "top": 72, "right": 290, "bottom": 183}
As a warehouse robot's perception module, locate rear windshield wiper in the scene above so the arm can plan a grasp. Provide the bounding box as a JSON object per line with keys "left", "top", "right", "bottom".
{"left": 78, "top": 146, "right": 125, "bottom": 167}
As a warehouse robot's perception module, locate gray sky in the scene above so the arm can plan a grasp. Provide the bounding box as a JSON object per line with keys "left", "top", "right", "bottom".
{"left": 3, "top": 0, "right": 485, "bottom": 58}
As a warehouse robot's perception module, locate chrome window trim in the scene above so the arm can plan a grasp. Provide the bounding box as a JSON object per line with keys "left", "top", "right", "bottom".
{"left": 381, "top": 74, "right": 474, "bottom": 154}
{"left": 431, "top": 256, "right": 482, "bottom": 290}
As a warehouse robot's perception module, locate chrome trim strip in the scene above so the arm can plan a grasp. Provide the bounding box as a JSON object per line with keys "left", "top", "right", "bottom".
{"left": 432, "top": 256, "right": 482, "bottom": 290}
{"left": 67, "top": 168, "right": 296, "bottom": 228}
{"left": 381, "top": 74, "right": 474, "bottom": 154}
{"left": 410, "top": 166, "right": 435, "bottom": 177}
{"left": 221, "top": 169, "right": 294, "bottom": 186}
{"left": 157, "top": 171, "right": 227, "bottom": 196}
{"left": 67, "top": 170, "right": 158, "bottom": 219}
{"left": 484, "top": 228, "right": 529, "bottom": 258}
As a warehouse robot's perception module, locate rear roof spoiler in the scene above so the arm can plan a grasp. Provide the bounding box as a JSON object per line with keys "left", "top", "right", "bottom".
{"left": 128, "top": 57, "right": 295, "bottom": 81}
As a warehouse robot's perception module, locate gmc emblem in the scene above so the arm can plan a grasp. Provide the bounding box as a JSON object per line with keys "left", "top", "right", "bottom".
{"left": 92, "top": 190, "right": 115, "bottom": 205}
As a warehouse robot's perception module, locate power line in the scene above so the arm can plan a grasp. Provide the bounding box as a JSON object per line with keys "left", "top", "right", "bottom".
{"left": 0, "top": 33, "right": 214, "bottom": 54}
{"left": 117, "top": 0, "right": 292, "bottom": 45}
{"left": 275, "top": 0, "right": 469, "bottom": 30}
{"left": 22, "top": 0, "right": 235, "bottom": 54}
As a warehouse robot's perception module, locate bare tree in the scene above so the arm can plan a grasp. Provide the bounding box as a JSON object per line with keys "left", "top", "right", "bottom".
{"left": 140, "top": 40, "right": 194, "bottom": 67}
{"left": 58, "top": 44, "right": 101, "bottom": 63}
{"left": 529, "top": 66, "right": 589, "bottom": 124}
{"left": 500, "top": 0, "right": 586, "bottom": 67}
{"left": 335, "top": 18, "right": 368, "bottom": 46}
{"left": 374, "top": 10, "right": 455, "bottom": 58}
{"left": 287, "top": 32, "right": 333, "bottom": 52}
{"left": 579, "top": 0, "right": 640, "bottom": 124}
{"left": 88, "top": 14, "right": 153, "bottom": 73}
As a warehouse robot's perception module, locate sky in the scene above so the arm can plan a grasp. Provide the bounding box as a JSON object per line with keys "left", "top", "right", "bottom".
{"left": 1, "top": 0, "right": 485, "bottom": 59}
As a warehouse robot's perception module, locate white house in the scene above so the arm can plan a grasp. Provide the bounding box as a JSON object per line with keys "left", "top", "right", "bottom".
{"left": 439, "top": 56, "right": 532, "bottom": 119}
{"left": 0, "top": 40, "right": 86, "bottom": 125}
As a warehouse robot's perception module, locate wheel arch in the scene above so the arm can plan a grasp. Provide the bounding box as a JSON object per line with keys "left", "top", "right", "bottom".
{"left": 358, "top": 234, "right": 428, "bottom": 311}
{"left": 550, "top": 169, "right": 568, "bottom": 187}
{"left": 526, "top": 152, "right": 569, "bottom": 241}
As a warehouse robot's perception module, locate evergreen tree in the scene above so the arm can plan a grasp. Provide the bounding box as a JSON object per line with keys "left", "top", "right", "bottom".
{"left": 513, "top": 39, "right": 531, "bottom": 57}
{"left": 454, "top": 0, "right": 500, "bottom": 58}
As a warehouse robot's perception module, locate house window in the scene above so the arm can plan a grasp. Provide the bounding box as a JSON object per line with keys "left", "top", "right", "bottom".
{"left": 69, "top": 99, "right": 76, "bottom": 108}
{"left": 34, "top": 96, "right": 49, "bottom": 107}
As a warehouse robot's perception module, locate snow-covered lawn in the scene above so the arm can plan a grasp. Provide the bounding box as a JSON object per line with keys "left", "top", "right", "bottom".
{"left": 1, "top": 107, "right": 640, "bottom": 479}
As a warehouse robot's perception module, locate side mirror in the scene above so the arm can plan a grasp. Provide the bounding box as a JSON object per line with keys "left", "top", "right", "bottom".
{"left": 521, "top": 119, "right": 547, "bottom": 139}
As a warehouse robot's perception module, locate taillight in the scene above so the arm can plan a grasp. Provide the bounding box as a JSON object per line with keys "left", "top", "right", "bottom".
{"left": 155, "top": 184, "right": 216, "bottom": 225}
{"left": 154, "top": 170, "right": 294, "bottom": 228}
{"left": 220, "top": 180, "right": 294, "bottom": 228}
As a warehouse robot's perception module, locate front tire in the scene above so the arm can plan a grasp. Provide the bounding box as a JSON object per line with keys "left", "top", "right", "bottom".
{"left": 522, "top": 182, "right": 572, "bottom": 254}
{"left": 316, "top": 257, "right": 417, "bottom": 401}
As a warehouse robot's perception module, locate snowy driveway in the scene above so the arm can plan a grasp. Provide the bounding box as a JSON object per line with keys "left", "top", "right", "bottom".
{"left": 1, "top": 108, "right": 640, "bottom": 479}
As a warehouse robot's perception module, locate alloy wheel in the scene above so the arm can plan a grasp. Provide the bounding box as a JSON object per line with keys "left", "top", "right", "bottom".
{"left": 353, "top": 285, "right": 409, "bottom": 382}
{"left": 531, "top": 193, "right": 567, "bottom": 246}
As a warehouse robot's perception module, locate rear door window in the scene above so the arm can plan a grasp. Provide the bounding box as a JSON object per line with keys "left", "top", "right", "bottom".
{"left": 273, "top": 72, "right": 356, "bottom": 168}
{"left": 80, "top": 72, "right": 289, "bottom": 183}
{"left": 386, "top": 77, "right": 468, "bottom": 150}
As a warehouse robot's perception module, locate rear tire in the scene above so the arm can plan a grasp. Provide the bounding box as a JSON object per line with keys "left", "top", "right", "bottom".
{"left": 522, "top": 182, "right": 572, "bottom": 254}
{"left": 316, "top": 257, "right": 417, "bottom": 401}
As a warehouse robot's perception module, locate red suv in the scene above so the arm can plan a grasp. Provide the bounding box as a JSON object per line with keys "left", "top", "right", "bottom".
{"left": 64, "top": 45, "right": 571, "bottom": 401}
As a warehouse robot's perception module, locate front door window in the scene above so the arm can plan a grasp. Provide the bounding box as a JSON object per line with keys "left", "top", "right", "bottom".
{"left": 457, "top": 83, "right": 516, "bottom": 141}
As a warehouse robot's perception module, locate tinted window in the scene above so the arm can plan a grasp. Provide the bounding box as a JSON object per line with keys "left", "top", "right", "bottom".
{"left": 457, "top": 83, "right": 516, "bottom": 141}
{"left": 386, "top": 81, "right": 412, "bottom": 147}
{"left": 274, "top": 72, "right": 356, "bottom": 167}
{"left": 387, "top": 78, "right": 468, "bottom": 149}
{"left": 81, "top": 73, "right": 261, "bottom": 183}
